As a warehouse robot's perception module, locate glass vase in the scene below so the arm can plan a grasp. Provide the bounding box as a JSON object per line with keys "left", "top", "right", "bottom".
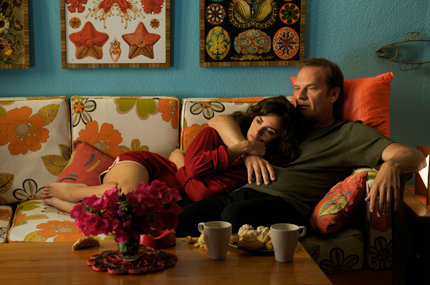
{"left": 117, "top": 237, "right": 141, "bottom": 262}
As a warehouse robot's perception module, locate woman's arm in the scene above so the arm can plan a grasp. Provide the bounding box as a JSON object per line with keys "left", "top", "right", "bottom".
{"left": 209, "top": 115, "right": 277, "bottom": 185}
{"left": 181, "top": 127, "right": 240, "bottom": 179}
{"left": 169, "top": 149, "right": 186, "bottom": 169}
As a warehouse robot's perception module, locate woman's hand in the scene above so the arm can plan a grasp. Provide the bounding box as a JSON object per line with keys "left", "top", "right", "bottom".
{"left": 227, "top": 140, "right": 266, "bottom": 162}
{"left": 169, "top": 149, "right": 186, "bottom": 169}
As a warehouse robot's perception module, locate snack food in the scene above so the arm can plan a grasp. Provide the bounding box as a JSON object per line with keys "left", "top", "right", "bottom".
{"left": 72, "top": 236, "right": 100, "bottom": 250}
{"left": 187, "top": 234, "right": 207, "bottom": 248}
{"left": 234, "top": 224, "right": 272, "bottom": 251}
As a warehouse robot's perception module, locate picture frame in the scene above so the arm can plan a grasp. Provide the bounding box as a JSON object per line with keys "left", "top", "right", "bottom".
{"left": 0, "top": 0, "right": 30, "bottom": 69}
{"left": 200, "top": 0, "right": 305, "bottom": 67}
{"left": 61, "top": 0, "right": 170, "bottom": 68}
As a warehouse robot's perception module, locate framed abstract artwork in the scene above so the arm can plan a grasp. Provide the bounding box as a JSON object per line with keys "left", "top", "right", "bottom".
{"left": 200, "top": 0, "right": 305, "bottom": 67}
{"left": 0, "top": 0, "right": 30, "bottom": 69}
{"left": 61, "top": 0, "right": 170, "bottom": 68}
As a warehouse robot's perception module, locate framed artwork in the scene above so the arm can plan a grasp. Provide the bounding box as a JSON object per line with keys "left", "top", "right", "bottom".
{"left": 200, "top": 0, "right": 305, "bottom": 67}
{"left": 0, "top": 0, "right": 30, "bottom": 69}
{"left": 61, "top": 0, "right": 170, "bottom": 68}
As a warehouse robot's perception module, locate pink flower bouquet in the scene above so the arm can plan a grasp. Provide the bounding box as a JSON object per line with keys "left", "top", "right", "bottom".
{"left": 70, "top": 180, "right": 183, "bottom": 243}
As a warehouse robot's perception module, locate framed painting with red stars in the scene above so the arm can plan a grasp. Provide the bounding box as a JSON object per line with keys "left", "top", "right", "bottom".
{"left": 61, "top": 0, "right": 170, "bottom": 68}
{"left": 200, "top": 0, "right": 305, "bottom": 67}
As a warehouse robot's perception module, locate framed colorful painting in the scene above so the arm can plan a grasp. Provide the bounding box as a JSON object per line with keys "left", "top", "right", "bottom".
{"left": 200, "top": 0, "right": 305, "bottom": 67}
{"left": 61, "top": 0, "right": 170, "bottom": 68}
{"left": 0, "top": 0, "right": 30, "bottom": 69}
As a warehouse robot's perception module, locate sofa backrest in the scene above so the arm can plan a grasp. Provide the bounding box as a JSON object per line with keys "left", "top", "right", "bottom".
{"left": 70, "top": 96, "right": 180, "bottom": 159}
{"left": 180, "top": 97, "right": 272, "bottom": 150}
{"left": 0, "top": 97, "right": 71, "bottom": 205}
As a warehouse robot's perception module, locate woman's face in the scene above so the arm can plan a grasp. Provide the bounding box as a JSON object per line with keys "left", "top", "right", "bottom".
{"left": 247, "top": 114, "right": 282, "bottom": 145}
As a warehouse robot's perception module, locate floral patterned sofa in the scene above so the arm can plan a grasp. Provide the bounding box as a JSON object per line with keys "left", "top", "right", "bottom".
{"left": 0, "top": 95, "right": 404, "bottom": 275}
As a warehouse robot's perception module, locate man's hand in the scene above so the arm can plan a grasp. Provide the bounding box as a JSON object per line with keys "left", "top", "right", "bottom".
{"left": 169, "top": 149, "right": 186, "bottom": 169}
{"left": 365, "top": 143, "right": 426, "bottom": 217}
{"left": 365, "top": 161, "right": 400, "bottom": 217}
{"left": 243, "top": 155, "right": 277, "bottom": 185}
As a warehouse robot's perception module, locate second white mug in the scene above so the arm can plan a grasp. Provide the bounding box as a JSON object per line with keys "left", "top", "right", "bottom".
{"left": 270, "top": 223, "right": 307, "bottom": 262}
{"left": 198, "top": 221, "right": 232, "bottom": 260}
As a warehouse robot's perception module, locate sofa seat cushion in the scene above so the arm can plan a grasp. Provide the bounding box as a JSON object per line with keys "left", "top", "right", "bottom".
{"left": 300, "top": 227, "right": 364, "bottom": 273}
{"left": 7, "top": 200, "right": 113, "bottom": 243}
{"left": 0, "top": 97, "right": 71, "bottom": 205}
{"left": 0, "top": 205, "right": 12, "bottom": 243}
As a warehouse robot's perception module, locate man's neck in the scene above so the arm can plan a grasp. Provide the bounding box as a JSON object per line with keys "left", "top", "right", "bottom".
{"left": 308, "top": 117, "right": 335, "bottom": 128}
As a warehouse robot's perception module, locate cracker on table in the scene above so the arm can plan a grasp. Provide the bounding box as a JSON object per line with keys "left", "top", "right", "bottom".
{"left": 72, "top": 236, "right": 100, "bottom": 250}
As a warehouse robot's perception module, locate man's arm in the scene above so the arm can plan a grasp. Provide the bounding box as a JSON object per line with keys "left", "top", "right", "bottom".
{"left": 209, "top": 115, "right": 276, "bottom": 185}
{"left": 365, "top": 143, "right": 427, "bottom": 216}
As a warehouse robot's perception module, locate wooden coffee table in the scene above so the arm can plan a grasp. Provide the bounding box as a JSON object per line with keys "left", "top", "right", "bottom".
{"left": 1, "top": 239, "right": 332, "bottom": 284}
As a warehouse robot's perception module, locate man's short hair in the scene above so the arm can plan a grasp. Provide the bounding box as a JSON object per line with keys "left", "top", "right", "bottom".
{"left": 295, "top": 58, "right": 344, "bottom": 100}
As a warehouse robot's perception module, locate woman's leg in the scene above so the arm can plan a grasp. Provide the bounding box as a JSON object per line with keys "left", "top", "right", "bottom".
{"left": 42, "top": 197, "right": 78, "bottom": 213}
{"left": 220, "top": 191, "right": 306, "bottom": 233}
{"left": 40, "top": 162, "right": 150, "bottom": 203}
{"left": 176, "top": 194, "right": 234, "bottom": 237}
{"left": 176, "top": 187, "right": 306, "bottom": 237}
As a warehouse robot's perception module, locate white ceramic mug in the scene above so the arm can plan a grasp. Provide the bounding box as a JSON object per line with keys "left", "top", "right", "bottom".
{"left": 198, "top": 221, "right": 232, "bottom": 260}
{"left": 270, "top": 223, "right": 307, "bottom": 262}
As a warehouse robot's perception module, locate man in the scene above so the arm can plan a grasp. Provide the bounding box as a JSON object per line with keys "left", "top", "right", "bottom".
{"left": 175, "top": 58, "right": 426, "bottom": 237}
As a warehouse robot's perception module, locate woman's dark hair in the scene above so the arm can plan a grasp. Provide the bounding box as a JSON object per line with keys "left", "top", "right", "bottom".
{"left": 229, "top": 96, "right": 305, "bottom": 166}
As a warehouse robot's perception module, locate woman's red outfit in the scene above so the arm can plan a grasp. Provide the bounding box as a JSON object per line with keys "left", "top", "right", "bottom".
{"left": 100, "top": 127, "right": 248, "bottom": 202}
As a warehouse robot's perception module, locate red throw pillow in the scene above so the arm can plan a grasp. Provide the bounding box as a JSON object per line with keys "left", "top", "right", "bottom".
{"left": 310, "top": 171, "right": 368, "bottom": 234}
{"left": 56, "top": 140, "right": 114, "bottom": 186}
{"left": 291, "top": 72, "right": 393, "bottom": 137}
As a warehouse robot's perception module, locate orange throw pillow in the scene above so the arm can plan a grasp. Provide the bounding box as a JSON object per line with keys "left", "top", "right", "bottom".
{"left": 310, "top": 171, "right": 368, "bottom": 234}
{"left": 291, "top": 72, "right": 393, "bottom": 137}
{"left": 56, "top": 140, "right": 114, "bottom": 186}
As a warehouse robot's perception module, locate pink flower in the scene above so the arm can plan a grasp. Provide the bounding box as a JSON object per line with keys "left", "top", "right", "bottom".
{"left": 164, "top": 187, "right": 182, "bottom": 203}
{"left": 71, "top": 180, "right": 182, "bottom": 243}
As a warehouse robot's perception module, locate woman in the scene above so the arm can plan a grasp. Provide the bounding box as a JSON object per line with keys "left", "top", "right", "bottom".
{"left": 40, "top": 96, "right": 305, "bottom": 212}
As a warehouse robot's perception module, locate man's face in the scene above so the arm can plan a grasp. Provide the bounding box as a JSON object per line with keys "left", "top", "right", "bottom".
{"left": 293, "top": 66, "right": 338, "bottom": 127}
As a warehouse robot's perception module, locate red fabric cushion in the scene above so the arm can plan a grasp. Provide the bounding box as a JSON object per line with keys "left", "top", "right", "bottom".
{"left": 291, "top": 72, "right": 393, "bottom": 137}
{"left": 310, "top": 171, "right": 368, "bottom": 234}
{"left": 56, "top": 140, "right": 114, "bottom": 186}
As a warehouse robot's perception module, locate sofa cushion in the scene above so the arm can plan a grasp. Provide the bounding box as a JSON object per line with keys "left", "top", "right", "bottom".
{"left": 291, "top": 72, "right": 393, "bottom": 137}
{"left": 71, "top": 96, "right": 179, "bottom": 159}
{"left": 7, "top": 200, "right": 113, "bottom": 243}
{"left": 0, "top": 205, "right": 12, "bottom": 243}
{"left": 300, "top": 227, "right": 364, "bottom": 273}
{"left": 0, "top": 97, "right": 71, "bottom": 205}
{"left": 56, "top": 140, "right": 114, "bottom": 185}
{"left": 310, "top": 171, "right": 368, "bottom": 234}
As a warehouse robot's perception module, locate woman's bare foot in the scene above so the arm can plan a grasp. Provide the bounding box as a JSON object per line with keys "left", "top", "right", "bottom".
{"left": 40, "top": 182, "right": 88, "bottom": 203}
{"left": 42, "top": 197, "right": 78, "bottom": 213}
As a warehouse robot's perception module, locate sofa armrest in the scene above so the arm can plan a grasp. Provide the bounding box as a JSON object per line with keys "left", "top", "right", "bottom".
{"left": 392, "top": 173, "right": 412, "bottom": 285}
{"left": 354, "top": 168, "right": 412, "bottom": 285}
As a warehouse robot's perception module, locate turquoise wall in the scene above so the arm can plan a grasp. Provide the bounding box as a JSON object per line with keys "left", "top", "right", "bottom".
{"left": 1, "top": 1, "right": 429, "bottom": 149}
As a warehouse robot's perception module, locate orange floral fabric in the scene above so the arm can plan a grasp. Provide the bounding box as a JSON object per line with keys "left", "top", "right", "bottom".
{"left": 36, "top": 220, "right": 85, "bottom": 242}
{"left": 218, "top": 97, "right": 265, "bottom": 105}
{"left": 77, "top": 121, "right": 123, "bottom": 158}
{"left": 0, "top": 107, "right": 50, "bottom": 155}
{"left": 0, "top": 209, "right": 10, "bottom": 221}
{"left": 158, "top": 99, "right": 179, "bottom": 129}
{"left": 182, "top": 124, "right": 209, "bottom": 150}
